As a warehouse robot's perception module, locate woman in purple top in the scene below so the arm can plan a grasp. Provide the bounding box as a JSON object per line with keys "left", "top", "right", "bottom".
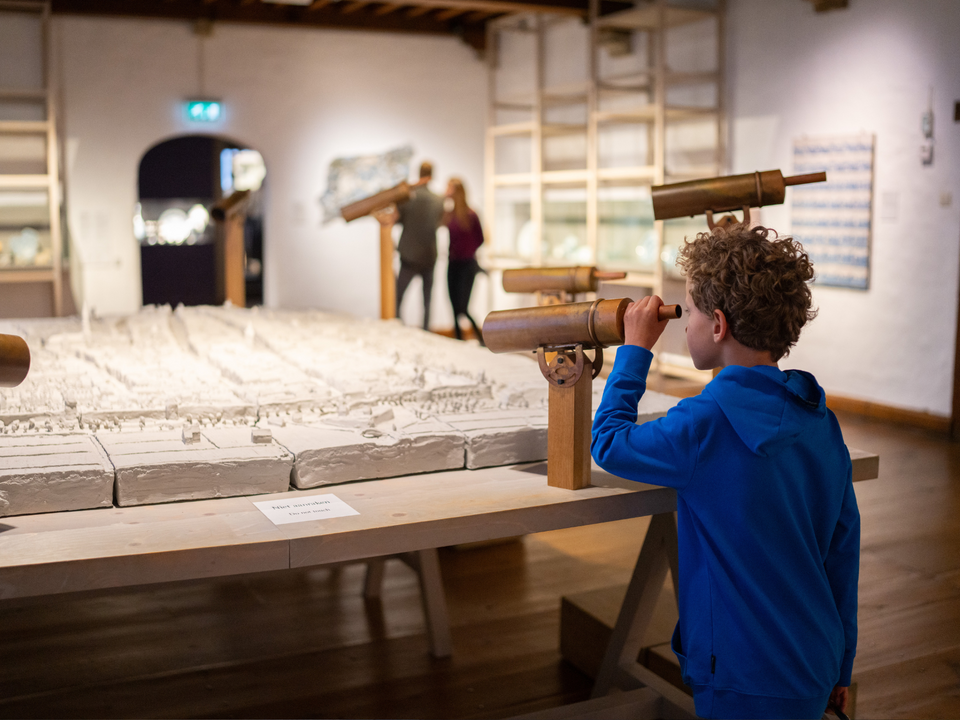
{"left": 444, "top": 178, "right": 484, "bottom": 344}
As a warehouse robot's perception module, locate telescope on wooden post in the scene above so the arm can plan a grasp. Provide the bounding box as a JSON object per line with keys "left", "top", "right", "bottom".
{"left": 652, "top": 170, "right": 827, "bottom": 229}
{"left": 502, "top": 266, "right": 628, "bottom": 305}
{"left": 0, "top": 334, "right": 30, "bottom": 388}
{"left": 340, "top": 182, "right": 413, "bottom": 223}
{"left": 483, "top": 299, "right": 681, "bottom": 491}
{"left": 340, "top": 181, "right": 422, "bottom": 321}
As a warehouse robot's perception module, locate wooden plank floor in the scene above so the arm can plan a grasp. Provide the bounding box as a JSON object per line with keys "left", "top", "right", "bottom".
{"left": 0, "top": 407, "right": 957, "bottom": 719}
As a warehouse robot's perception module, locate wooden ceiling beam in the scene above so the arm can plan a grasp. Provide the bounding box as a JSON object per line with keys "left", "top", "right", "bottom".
{"left": 373, "top": 2, "right": 401, "bottom": 14}
{"left": 393, "top": 0, "right": 582, "bottom": 16}
{"left": 340, "top": 1, "right": 366, "bottom": 13}
{"left": 307, "top": 0, "right": 333, "bottom": 9}
{"left": 435, "top": 6, "right": 467, "bottom": 20}
{"left": 406, "top": 5, "right": 431, "bottom": 17}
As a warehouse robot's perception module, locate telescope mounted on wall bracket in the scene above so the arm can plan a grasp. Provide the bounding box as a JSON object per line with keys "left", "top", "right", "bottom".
{"left": 651, "top": 170, "right": 828, "bottom": 230}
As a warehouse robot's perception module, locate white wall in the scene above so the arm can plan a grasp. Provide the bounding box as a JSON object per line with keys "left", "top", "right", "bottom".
{"left": 727, "top": 0, "right": 960, "bottom": 417}
{"left": 53, "top": 16, "right": 487, "bottom": 329}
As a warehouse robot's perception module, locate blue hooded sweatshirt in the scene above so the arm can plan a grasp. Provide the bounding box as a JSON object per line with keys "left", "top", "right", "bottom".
{"left": 592, "top": 346, "right": 859, "bottom": 720}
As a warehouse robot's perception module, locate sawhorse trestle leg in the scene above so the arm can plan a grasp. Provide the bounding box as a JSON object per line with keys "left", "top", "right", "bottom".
{"left": 363, "top": 547, "right": 453, "bottom": 658}
{"left": 591, "top": 512, "right": 696, "bottom": 718}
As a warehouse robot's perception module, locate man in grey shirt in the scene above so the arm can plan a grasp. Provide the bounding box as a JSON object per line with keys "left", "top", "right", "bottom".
{"left": 395, "top": 161, "right": 444, "bottom": 330}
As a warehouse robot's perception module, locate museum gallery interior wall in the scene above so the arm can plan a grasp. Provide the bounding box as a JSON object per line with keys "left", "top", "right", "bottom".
{"left": 45, "top": 16, "right": 488, "bottom": 329}
{"left": 726, "top": 0, "right": 960, "bottom": 418}
{"left": 0, "top": 307, "right": 677, "bottom": 517}
{"left": 2, "top": 1, "right": 958, "bottom": 419}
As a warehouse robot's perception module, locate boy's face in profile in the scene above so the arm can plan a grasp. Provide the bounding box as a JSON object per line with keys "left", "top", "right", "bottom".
{"left": 685, "top": 278, "right": 720, "bottom": 371}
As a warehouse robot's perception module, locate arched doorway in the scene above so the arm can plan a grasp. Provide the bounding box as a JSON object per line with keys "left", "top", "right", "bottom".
{"left": 135, "top": 135, "right": 266, "bottom": 307}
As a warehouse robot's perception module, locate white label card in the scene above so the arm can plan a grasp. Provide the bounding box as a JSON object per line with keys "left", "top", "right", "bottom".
{"left": 254, "top": 494, "right": 360, "bottom": 525}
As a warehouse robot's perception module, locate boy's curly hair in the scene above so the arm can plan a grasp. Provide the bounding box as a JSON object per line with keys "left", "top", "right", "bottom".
{"left": 676, "top": 225, "right": 817, "bottom": 361}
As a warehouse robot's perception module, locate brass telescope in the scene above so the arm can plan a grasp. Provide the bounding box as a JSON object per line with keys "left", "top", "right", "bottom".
{"left": 502, "top": 266, "right": 627, "bottom": 296}
{"left": 484, "top": 298, "right": 680, "bottom": 359}
{"left": 652, "top": 170, "right": 827, "bottom": 229}
{"left": 483, "top": 298, "right": 680, "bottom": 491}
{"left": 0, "top": 333, "right": 30, "bottom": 388}
{"left": 340, "top": 181, "right": 412, "bottom": 222}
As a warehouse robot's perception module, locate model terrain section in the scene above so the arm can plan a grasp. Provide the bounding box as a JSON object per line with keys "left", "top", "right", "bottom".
{"left": 0, "top": 306, "right": 678, "bottom": 517}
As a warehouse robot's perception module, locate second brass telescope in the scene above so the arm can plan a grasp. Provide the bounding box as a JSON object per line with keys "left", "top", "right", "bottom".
{"left": 502, "top": 266, "right": 627, "bottom": 296}
{"left": 652, "top": 169, "right": 827, "bottom": 228}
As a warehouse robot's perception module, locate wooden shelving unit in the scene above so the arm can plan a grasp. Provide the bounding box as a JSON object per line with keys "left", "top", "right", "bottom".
{"left": 0, "top": 0, "right": 64, "bottom": 316}
{"left": 484, "top": 0, "right": 724, "bottom": 376}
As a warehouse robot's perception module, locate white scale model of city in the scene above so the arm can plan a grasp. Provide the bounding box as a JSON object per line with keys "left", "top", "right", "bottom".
{"left": 0, "top": 306, "right": 678, "bottom": 517}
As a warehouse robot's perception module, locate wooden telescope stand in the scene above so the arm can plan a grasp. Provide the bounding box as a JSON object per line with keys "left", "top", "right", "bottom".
{"left": 375, "top": 211, "right": 397, "bottom": 320}
{"left": 538, "top": 344, "right": 603, "bottom": 491}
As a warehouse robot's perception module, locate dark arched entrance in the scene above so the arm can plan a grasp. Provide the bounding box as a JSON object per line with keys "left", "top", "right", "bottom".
{"left": 136, "top": 135, "right": 265, "bottom": 307}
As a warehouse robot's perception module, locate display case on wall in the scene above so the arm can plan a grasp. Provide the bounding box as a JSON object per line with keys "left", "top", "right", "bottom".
{"left": 484, "top": 0, "right": 724, "bottom": 377}
{"left": 0, "top": 1, "right": 64, "bottom": 315}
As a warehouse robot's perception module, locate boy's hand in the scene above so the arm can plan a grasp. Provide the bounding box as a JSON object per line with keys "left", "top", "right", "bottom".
{"left": 623, "top": 295, "right": 669, "bottom": 350}
{"left": 826, "top": 685, "right": 849, "bottom": 716}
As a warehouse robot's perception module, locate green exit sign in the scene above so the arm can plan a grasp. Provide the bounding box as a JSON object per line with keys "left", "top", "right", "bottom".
{"left": 184, "top": 99, "right": 222, "bottom": 123}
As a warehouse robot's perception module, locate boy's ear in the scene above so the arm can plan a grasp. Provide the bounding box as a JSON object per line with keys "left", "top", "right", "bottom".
{"left": 712, "top": 308, "right": 729, "bottom": 344}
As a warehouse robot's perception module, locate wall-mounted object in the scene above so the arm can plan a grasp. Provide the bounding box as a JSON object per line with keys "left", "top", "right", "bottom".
{"left": 792, "top": 133, "right": 874, "bottom": 290}
{"left": 184, "top": 99, "right": 222, "bottom": 123}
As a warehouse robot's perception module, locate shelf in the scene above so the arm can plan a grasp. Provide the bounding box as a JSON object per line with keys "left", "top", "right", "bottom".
{"left": 0, "top": 267, "right": 55, "bottom": 283}
{"left": 663, "top": 165, "right": 722, "bottom": 183}
{"left": 488, "top": 121, "right": 536, "bottom": 137}
{"left": 0, "top": 175, "right": 52, "bottom": 189}
{"left": 598, "top": 166, "right": 658, "bottom": 183}
{"left": 542, "top": 123, "right": 587, "bottom": 136}
{"left": 0, "top": 1, "right": 46, "bottom": 13}
{"left": 542, "top": 169, "right": 590, "bottom": 185}
{"left": 665, "top": 106, "right": 719, "bottom": 119}
{"left": 665, "top": 71, "right": 721, "bottom": 85}
{"left": 493, "top": 101, "right": 535, "bottom": 111}
{"left": 597, "top": 81, "right": 654, "bottom": 94}
{"left": 594, "top": 108, "right": 657, "bottom": 124}
{"left": 0, "top": 87, "right": 46, "bottom": 101}
{"left": 596, "top": 4, "right": 714, "bottom": 31}
{"left": 492, "top": 172, "right": 535, "bottom": 187}
{"left": 0, "top": 120, "right": 50, "bottom": 133}
{"left": 541, "top": 81, "right": 591, "bottom": 104}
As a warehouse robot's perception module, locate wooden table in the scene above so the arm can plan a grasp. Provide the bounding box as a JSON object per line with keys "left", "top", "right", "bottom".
{"left": 0, "top": 460, "right": 677, "bottom": 659}
{"left": 0, "top": 449, "right": 878, "bottom": 717}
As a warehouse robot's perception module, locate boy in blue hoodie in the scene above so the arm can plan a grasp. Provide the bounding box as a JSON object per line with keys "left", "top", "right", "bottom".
{"left": 592, "top": 224, "right": 859, "bottom": 720}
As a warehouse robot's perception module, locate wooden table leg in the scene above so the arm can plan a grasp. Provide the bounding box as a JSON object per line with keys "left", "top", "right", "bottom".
{"left": 591, "top": 512, "right": 694, "bottom": 716}
{"left": 399, "top": 549, "right": 453, "bottom": 658}
{"left": 363, "top": 558, "right": 387, "bottom": 599}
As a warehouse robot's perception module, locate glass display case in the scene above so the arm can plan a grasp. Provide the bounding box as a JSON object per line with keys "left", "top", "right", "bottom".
{"left": 485, "top": 0, "right": 724, "bottom": 377}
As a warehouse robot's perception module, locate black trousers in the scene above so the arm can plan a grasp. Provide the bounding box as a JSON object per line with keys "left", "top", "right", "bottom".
{"left": 447, "top": 258, "right": 482, "bottom": 342}
{"left": 396, "top": 260, "right": 434, "bottom": 331}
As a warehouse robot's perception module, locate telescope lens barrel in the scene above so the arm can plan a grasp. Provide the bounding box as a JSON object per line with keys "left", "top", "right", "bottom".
{"left": 501, "top": 266, "right": 597, "bottom": 294}
{"left": 0, "top": 334, "right": 30, "bottom": 388}
{"left": 483, "top": 299, "right": 630, "bottom": 354}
